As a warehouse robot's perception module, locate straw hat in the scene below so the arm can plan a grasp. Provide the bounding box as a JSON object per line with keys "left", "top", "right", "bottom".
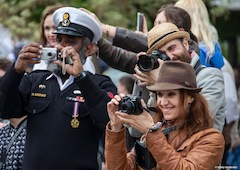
{"left": 147, "top": 22, "right": 190, "bottom": 54}
{"left": 147, "top": 61, "right": 201, "bottom": 92}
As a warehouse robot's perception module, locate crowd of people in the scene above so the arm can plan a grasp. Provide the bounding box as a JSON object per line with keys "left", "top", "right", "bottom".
{"left": 0, "top": 0, "right": 239, "bottom": 169}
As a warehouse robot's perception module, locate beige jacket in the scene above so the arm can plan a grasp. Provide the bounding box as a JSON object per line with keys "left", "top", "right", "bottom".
{"left": 105, "top": 123, "right": 225, "bottom": 170}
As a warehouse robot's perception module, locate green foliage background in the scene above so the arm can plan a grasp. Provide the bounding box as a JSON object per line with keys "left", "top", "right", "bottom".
{"left": 0, "top": 0, "right": 230, "bottom": 42}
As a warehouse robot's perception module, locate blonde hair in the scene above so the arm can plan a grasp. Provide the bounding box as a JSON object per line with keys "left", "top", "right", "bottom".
{"left": 175, "top": 0, "right": 217, "bottom": 58}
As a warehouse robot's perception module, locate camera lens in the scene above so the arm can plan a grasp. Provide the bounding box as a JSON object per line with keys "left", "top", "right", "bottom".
{"left": 138, "top": 55, "right": 157, "bottom": 72}
{"left": 47, "top": 52, "right": 55, "bottom": 60}
{"left": 119, "top": 96, "right": 143, "bottom": 115}
{"left": 47, "top": 52, "right": 53, "bottom": 57}
{"left": 119, "top": 102, "right": 134, "bottom": 114}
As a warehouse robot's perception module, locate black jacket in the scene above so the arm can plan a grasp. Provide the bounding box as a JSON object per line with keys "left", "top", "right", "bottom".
{"left": 113, "top": 27, "right": 199, "bottom": 55}
{"left": 113, "top": 27, "right": 148, "bottom": 53}
{"left": 0, "top": 65, "right": 117, "bottom": 170}
{"left": 98, "top": 38, "right": 137, "bottom": 74}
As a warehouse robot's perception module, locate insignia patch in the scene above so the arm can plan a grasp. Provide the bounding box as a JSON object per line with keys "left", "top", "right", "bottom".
{"left": 39, "top": 84, "right": 46, "bottom": 89}
{"left": 62, "top": 13, "right": 70, "bottom": 27}
{"left": 73, "top": 90, "right": 81, "bottom": 95}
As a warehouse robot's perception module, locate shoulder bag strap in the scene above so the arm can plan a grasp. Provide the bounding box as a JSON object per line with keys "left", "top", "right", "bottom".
{"left": 194, "top": 60, "right": 206, "bottom": 76}
{"left": 0, "top": 120, "right": 27, "bottom": 168}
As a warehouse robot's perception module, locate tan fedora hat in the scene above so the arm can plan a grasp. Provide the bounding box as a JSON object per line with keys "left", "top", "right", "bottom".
{"left": 147, "top": 22, "right": 190, "bottom": 54}
{"left": 147, "top": 61, "right": 201, "bottom": 92}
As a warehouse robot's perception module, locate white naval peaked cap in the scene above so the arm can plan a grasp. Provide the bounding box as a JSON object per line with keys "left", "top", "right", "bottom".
{"left": 53, "top": 7, "right": 102, "bottom": 43}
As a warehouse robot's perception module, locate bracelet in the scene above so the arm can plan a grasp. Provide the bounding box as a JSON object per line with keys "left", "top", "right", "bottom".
{"left": 147, "top": 122, "right": 162, "bottom": 133}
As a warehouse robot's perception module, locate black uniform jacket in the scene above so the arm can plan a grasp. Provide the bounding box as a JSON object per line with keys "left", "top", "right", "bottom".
{"left": 0, "top": 65, "right": 117, "bottom": 170}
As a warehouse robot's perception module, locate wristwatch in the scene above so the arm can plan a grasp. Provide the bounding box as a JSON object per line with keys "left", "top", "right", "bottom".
{"left": 148, "top": 122, "right": 162, "bottom": 133}
{"left": 77, "top": 71, "right": 87, "bottom": 80}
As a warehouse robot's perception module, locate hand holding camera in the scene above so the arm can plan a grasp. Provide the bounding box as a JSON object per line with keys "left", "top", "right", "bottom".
{"left": 133, "top": 50, "right": 170, "bottom": 87}
{"left": 107, "top": 93, "right": 126, "bottom": 131}
{"left": 45, "top": 46, "right": 83, "bottom": 77}
{"left": 107, "top": 94, "right": 154, "bottom": 133}
{"left": 119, "top": 96, "right": 143, "bottom": 115}
{"left": 15, "top": 42, "right": 42, "bottom": 73}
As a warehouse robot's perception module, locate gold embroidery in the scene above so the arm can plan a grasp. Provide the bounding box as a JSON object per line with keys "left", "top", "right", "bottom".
{"left": 31, "top": 93, "right": 47, "bottom": 98}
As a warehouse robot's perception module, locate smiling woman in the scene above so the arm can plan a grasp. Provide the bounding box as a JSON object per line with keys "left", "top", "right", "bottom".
{"left": 156, "top": 90, "right": 183, "bottom": 121}
{"left": 39, "top": 4, "right": 64, "bottom": 47}
{"left": 105, "top": 61, "right": 225, "bottom": 170}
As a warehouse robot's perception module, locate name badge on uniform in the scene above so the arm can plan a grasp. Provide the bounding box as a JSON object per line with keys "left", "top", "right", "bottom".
{"left": 31, "top": 93, "right": 47, "bottom": 98}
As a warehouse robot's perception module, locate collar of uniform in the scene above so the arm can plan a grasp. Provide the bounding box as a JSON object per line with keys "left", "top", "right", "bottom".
{"left": 46, "top": 73, "right": 54, "bottom": 80}
{"left": 46, "top": 73, "right": 74, "bottom": 91}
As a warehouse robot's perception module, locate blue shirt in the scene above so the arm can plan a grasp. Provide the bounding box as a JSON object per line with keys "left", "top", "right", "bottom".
{"left": 199, "top": 42, "right": 224, "bottom": 69}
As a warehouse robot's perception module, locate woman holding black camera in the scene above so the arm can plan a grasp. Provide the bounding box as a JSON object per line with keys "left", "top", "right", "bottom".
{"left": 105, "top": 61, "right": 224, "bottom": 170}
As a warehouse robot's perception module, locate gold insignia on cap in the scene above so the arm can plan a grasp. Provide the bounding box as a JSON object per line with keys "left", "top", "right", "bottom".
{"left": 62, "top": 13, "right": 70, "bottom": 27}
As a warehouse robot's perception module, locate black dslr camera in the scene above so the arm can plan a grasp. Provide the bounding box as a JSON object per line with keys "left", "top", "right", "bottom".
{"left": 137, "top": 50, "right": 170, "bottom": 72}
{"left": 40, "top": 48, "right": 61, "bottom": 61}
{"left": 119, "top": 96, "right": 143, "bottom": 115}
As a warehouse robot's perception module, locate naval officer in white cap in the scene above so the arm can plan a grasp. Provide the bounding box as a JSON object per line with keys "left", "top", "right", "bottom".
{"left": 0, "top": 7, "right": 117, "bottom": 170}
{"left": 51, "top": 7, "right": 102, "bottom": 75}
{"left": 33, "top": 7, "right": 98, "bottom": 74}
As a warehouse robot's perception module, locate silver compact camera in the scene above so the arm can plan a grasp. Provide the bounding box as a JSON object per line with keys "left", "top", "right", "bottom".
{"left": 40, "top": 48, "right": 60, "bottom": 61}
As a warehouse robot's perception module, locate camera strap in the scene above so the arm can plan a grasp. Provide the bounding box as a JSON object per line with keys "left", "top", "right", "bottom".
{"left": 61, "top": 49, "right": 73, "bottom": 75}
{"left": 0, "top": 119, "right": 27, "bottom": 169}
{"left": 194, "top": 60, "right": 205, "bottom": 76}
{"left": 62, "top": 56, "right": 66, "bottom": 75}
{"left": 134, "top": 125, "right": 176, "bottom": 170}
{"left": 162, "top": 125, "right": 177, "bottom": 140}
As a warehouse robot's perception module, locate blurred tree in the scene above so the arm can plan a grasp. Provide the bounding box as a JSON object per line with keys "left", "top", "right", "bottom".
{"left": 0, "top": 0, "right": 57, "bottom": 40}
{"left": 0, "top": 0, "right": 230, "bottom": 41}
{"left": 1, "top": 0, "right": 239, "bottom": 67}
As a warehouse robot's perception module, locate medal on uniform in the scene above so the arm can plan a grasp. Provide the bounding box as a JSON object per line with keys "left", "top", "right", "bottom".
{"left": 71, "top": 102, "right": 80, "bottom": 128}
{"left": 71, "top": 115, "right": 80, "bottom": 128}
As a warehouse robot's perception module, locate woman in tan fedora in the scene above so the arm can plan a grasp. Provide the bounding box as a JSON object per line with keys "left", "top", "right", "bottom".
{"left": 105, "top": 61, "right": 224, "bottom": 170}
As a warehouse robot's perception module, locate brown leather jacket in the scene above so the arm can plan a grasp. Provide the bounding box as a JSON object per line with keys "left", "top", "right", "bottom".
{"left": 105, "top": 123, "right": 225, "bottom": 170}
